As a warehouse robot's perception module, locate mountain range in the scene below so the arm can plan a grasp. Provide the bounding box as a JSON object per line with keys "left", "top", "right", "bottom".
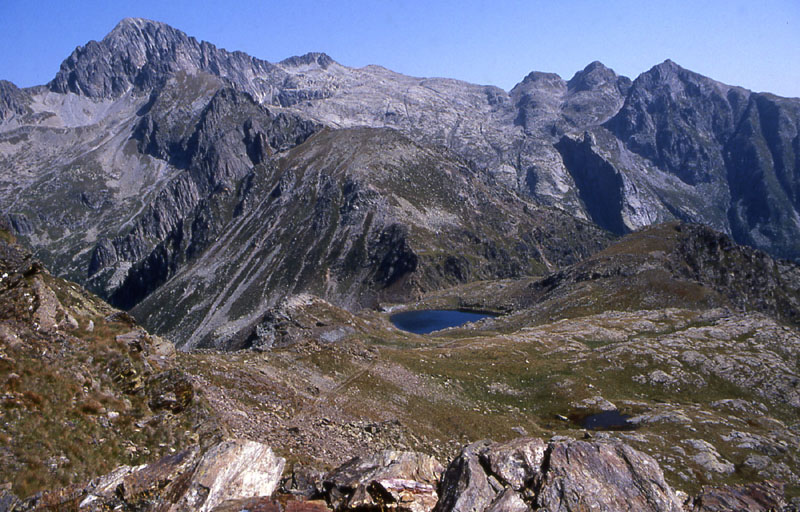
{"left": 1, "top": 17, "right": 799, "bottom": 349}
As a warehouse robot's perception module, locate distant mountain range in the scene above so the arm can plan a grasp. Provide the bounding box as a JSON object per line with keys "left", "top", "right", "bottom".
{"left": 1, "top": 17, "right": 799, "bottom": 348}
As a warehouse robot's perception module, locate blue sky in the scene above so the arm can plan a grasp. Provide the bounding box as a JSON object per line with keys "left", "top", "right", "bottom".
{"left": 1, "top": 0, "right": 799, "bottom": 97}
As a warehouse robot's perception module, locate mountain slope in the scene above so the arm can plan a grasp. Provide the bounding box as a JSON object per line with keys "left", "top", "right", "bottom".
{"left": 130, "top": 127, "right": 607, "bottom": 349}
{"left": 0, "top": 71, "right": 318, "bottom": 306}
{"left": 513, "top": 222, "right": 800, "bottom": 327}
{"left": 0, "top": 224, "right": 220, "bottom": 497}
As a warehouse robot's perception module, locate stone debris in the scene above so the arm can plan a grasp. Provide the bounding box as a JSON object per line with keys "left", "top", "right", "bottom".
{"left": 572, "top": 395, "right": 617, "bottom": 412}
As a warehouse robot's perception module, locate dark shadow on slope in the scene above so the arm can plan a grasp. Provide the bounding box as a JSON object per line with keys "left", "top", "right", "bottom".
{"left": 556, "top": 134, "right": 628, "bottom": 235}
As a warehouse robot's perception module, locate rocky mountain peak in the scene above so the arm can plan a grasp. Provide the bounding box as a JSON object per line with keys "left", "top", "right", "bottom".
{"left": 567, "top": 61, "right": 619, "bottom": 92}
{"left": 279, "top": 51, "right": 336, "bottom": 70}
{"left": 656, "top": 58, "right": 680, "bottom": 70}
{"left": 515, "top": 70, "right": 566, "bottom": 91}
{"left": 48, "top": 17, "right": 194, "bottom": 97}
{"left": 105, "top": 16, "right": 173, "bottom": 39}
{"left": 0, "top": 79, "right": 30, "bottom": 121}
{"left": 99, "top": 17, "right": 190, "bottom": 56}
{"left": 509, "top": 71, "right": 568, "bottom": 133}
{"left": 604, "top": 57, "right": 754, "bottom": 188}
{"left": 47, "top": 17, "right": 283, "bottom": 100}
{"left": 637, "top": 58, "right": 714, "bottom": 91}
{"left": 584, "top": 60, "right": 611, "bottom": 72}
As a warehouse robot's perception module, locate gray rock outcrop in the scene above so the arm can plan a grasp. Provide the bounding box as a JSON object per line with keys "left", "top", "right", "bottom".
{"left": 434, "top": 438, "right": 683, "bottom": 512}
{"left": 3, "top": 436, "right": 793, "bottom": 512}
{"left": 0, "top": 80, "right": 30, "bottom": 121}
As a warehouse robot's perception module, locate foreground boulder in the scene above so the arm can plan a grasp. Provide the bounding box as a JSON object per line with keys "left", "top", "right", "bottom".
{"left": 435, "top": 438, "right": 684, "bottom": 512}
{"left": 536, "top": 441, "right": 683, "bottom": 511}
{"left": 12, "top": 439, "right": 284, "bottom": 511}
{"left": 323, "top": 450, "right": 444, "bottom": 512}
{"left": 172, "top": 440, "right": 285, "bottom": 511}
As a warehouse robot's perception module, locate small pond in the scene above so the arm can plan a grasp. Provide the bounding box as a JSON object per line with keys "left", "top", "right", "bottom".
{"left": 390, "top": 309, "right": 496, "bottom": 335}
{"left": 578, "top": 410, "right": 637, "bottom": 431}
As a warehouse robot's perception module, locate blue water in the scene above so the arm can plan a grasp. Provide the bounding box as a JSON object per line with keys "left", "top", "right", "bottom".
{"left": 580, "top": 410, "right": 636, "bottom": 431}
{"left": 390, "top": 309, "right": 495, "bottom": 334}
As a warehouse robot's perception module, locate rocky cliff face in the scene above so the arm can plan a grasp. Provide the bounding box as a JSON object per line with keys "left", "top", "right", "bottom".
{"left": 93, "top": 84, "right": 319, "bottom": 305}
{"left": 0, "top": 69, "right": 319, "bottom": 311}
{"left": 724, "top": 93, "right": 800, "bottom": 260}
{"left": 598, "top": 60, "right": 800, "bottom": 261}
{"left": 606, "top": 60, "right": 746, "bottom": 187}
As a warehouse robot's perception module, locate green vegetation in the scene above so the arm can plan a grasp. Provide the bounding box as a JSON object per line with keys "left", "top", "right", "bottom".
{"left": 0, "top": 247, "right": 216, "bottom": 497}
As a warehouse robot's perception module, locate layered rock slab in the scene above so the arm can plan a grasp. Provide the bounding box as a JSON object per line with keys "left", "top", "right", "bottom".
{"left": 12, "top": 439, "right": 284, "bottom": 511}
